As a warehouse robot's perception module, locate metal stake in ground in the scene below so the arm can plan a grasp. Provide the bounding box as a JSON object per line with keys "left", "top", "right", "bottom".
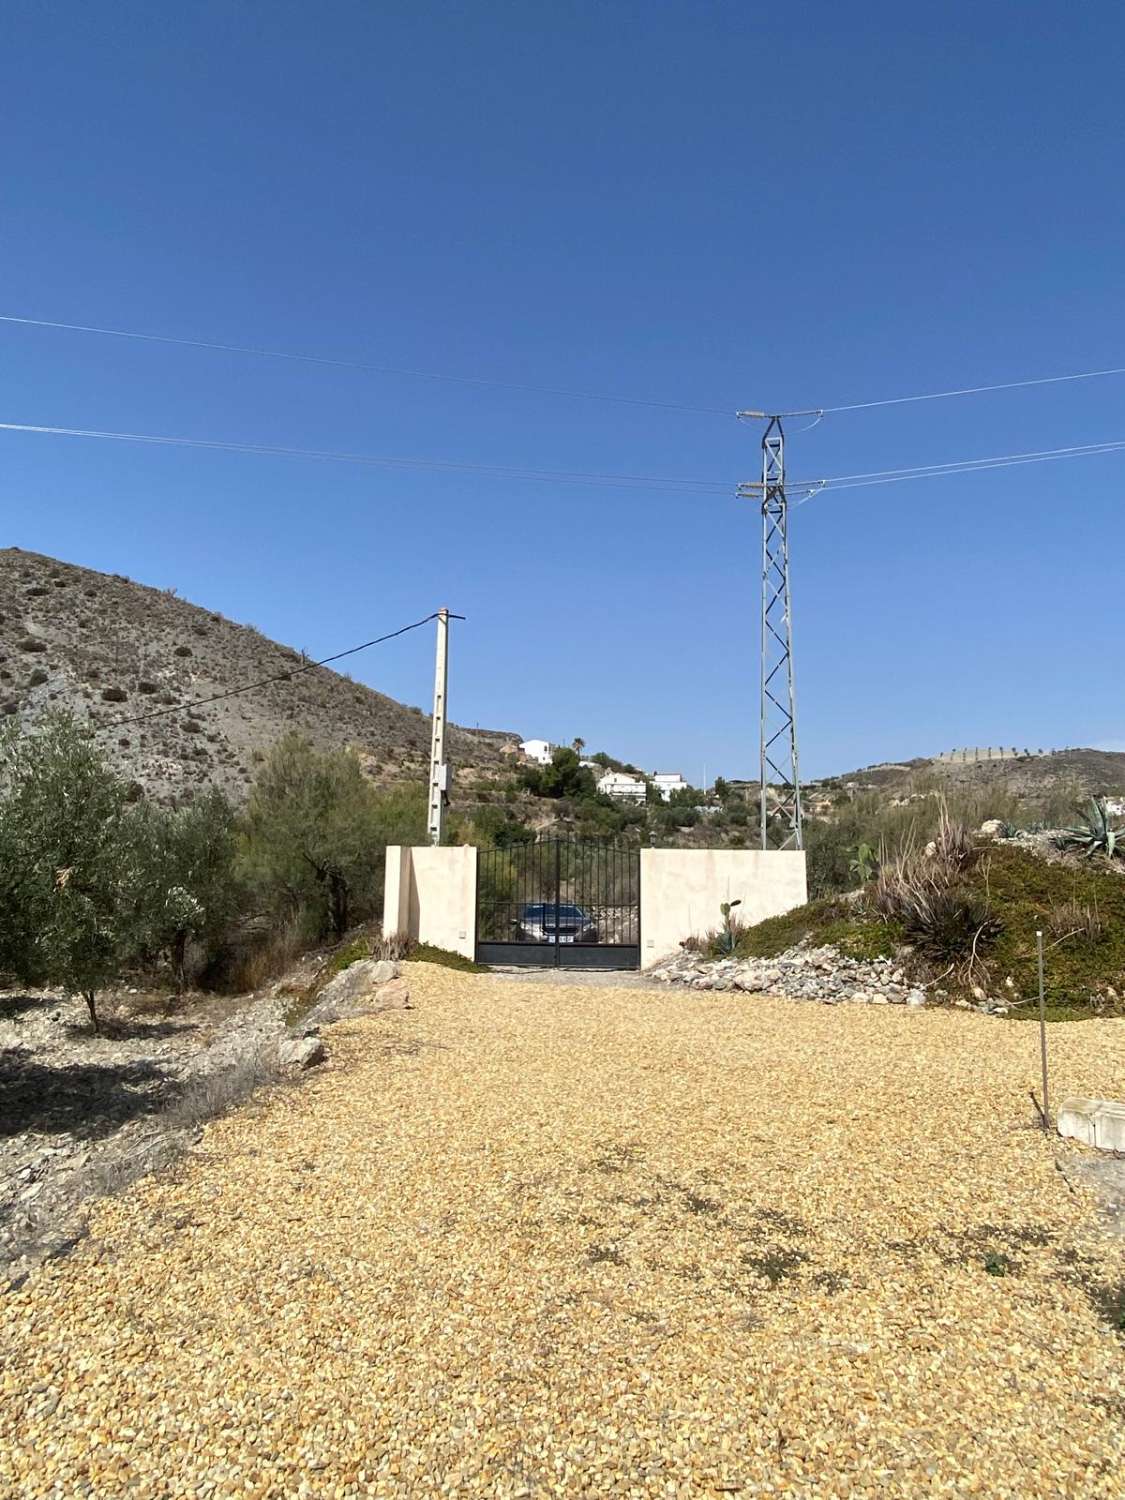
{"left": 1036, "top": 927, "right": 1051, "bottom": 1130}
{"left": 426, "top": 608, "right": 451, "bottom": 846}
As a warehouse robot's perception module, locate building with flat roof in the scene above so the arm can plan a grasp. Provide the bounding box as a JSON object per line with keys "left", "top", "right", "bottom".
{"left": 519, "top": 739, "right": 554, "bottom": 766}
{"left": 651, "top": 772, "right": 689, "bottom": 802}
{"left": 597, "top": 770, "right": 647, "bottom": 804}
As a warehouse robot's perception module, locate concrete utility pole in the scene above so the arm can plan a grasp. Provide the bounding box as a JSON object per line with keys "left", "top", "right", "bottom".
{"left": 426, "top": 608, "right": 450, "bottom": 846}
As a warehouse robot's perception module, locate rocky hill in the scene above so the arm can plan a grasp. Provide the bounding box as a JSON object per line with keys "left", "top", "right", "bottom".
{"left": 803, "top": 745, "right": 1125, "bottom": 816}
{"left": 0, "top": 549, "right": 514, "bottom": 803}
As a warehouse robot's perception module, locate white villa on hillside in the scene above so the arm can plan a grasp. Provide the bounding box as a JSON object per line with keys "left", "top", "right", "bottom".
{"left": 519, "top": 738, "right": 554, "bottom": 766}
{"left": 651, "top": 772, "right": 689, "bottom": 802}
{"left": 597, "top": 770, "right": 646, "bottom": 804}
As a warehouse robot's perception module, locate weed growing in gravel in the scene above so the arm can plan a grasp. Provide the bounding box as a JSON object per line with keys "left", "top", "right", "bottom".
{"left": 741, "top": 1246, "right": 808, "bottom": 1287}
{"left": 592, "top": 1141, "right": 645, "bottom": 1174}
{"left": 587, "top": 1243, "right": 626, "bottom": 1265}
{"left": 684, "top": 1191, "right": 721, "bottom": 1215}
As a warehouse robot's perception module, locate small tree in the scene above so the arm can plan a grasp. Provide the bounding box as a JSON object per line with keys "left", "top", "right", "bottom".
{"left": 0, "top": 713, "right": 153, "bottom": 1030}
{"left": 536, "top": 747, "right": 595, "bottom": 800}
{"left": 134, "top": 788, "right": 239, "bottom": 987}
{"left": 240, "top": 735, "right": 422, "bottom": 939}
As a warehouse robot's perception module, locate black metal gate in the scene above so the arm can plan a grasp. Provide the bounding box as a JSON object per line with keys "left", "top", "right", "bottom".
{"left": 476, "top": 838, "right": 640, "bottom": 968}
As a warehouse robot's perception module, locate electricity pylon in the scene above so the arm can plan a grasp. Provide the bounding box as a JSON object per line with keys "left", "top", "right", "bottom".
{"left": 737, "top": 414, "right": 803, "bottom": 850}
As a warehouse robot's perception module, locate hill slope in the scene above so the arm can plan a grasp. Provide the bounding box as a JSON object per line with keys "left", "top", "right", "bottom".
{"left": 0, "top": 549, "right": 513, "bottom": 802}
{"left": 804, "top": 746, "right": 1125, "bottom": 815}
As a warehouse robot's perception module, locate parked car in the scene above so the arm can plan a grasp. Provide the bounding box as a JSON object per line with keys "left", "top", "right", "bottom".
{"left": 515, "top": 902, "right": 598, "bottom": 944}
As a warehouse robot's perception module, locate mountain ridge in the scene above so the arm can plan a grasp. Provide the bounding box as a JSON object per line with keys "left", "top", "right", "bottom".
{"left": 0, "top": 548, "right": 515, "bottom": 803}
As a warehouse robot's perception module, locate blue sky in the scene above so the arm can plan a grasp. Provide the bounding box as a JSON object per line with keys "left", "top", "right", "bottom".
{"left": 3, "top": 2, "right": 1124, "bottom": 781}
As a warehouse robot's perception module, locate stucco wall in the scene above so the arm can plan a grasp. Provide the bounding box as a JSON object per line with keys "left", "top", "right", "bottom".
{"left": 639, "top": 849, "right": 807, "bottom": 966}
{"left": 382, "top": 845, "right": 478, "bottom": 960}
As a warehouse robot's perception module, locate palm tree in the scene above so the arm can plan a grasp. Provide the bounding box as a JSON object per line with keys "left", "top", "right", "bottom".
{"left": 572, "top": 736, "right": 586, "bottom": 756}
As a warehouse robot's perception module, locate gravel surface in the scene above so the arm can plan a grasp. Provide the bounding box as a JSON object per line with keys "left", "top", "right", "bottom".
{"left": 3, "top": 965, "right": 1124, "bottom": 1497}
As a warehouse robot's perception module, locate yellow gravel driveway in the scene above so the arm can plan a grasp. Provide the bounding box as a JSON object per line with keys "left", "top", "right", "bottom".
{"left": 3, "top": 965, "right": 1125, "bottom": 1498}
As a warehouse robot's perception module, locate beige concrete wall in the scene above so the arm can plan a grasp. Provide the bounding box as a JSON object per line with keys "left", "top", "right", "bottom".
{"left": 640, "top": 849, "right": 807, "bottom": 966}
{"left": 382, "top": 845, "right": 478, "bottom": 961}
{"left": 382, "top": 846, "right": 412, "bottom": 941}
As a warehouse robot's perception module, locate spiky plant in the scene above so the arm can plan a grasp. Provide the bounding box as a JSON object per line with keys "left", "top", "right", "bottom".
{"left": 1056, "top": 799, "right": 1124, "bottom": 860}
{"left": 716, "top": 898, "right": 743, "bottom": 954}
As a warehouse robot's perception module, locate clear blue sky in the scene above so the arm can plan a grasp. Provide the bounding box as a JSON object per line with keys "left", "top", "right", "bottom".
{"left": 3, "top": 2, "right": 1124, "bottom": 781}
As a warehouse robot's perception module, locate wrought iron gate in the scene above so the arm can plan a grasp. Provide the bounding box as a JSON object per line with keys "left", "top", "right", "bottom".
{"left": 476, "top": 838, "right": 640, "bottom": 968}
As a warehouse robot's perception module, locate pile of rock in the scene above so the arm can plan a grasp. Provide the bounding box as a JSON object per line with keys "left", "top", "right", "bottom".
{"left": 302, "top": 958, "right": 410, "bottom": 1027}
{"left": 282, "top": 958, "right": 412, "bottom": 1068}
{"left": 648, "top": 942, "right": 929, "bottom": 1008}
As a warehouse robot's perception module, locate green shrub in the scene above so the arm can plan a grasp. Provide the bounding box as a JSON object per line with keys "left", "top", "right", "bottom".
{"left": 872, "top": 813, "right": 998, "bottom": 963}
{"left": 409, "top": 943, "right": 485, "bottom": 972}
{"left": 238, "top": 735, "right": 424, "bottom": 940}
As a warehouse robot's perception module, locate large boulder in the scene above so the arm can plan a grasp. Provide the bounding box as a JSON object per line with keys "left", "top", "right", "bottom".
{"left": 308, "top": 959, "right": 409, "bottom": 1023}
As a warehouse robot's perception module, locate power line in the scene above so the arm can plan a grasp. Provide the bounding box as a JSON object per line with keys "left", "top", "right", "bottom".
{"left": 0, "top": 313, "right": 732, "bottom": 418}
{"left": 0, "top": 419, "right": 730, "bottom": 495}
{"left": 821, "top": 364, "right": 1125, "bottom": 414}
{"left": 98, "top": 612, "right": 448, "bottom": 733}
{"left": 801, "top": 436, "right": 1125, "bottom": 498}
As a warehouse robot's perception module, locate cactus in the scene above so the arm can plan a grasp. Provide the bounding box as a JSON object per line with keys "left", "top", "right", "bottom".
{"left": 717, "top": 898, "right": 743, "bottom": 954}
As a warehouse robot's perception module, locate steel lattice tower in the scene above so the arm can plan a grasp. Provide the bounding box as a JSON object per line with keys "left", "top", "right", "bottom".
{"left": 738, "top": 415, "right": 803, "bottom": 850}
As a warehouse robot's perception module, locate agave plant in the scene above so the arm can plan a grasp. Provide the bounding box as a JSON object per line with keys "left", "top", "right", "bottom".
{"left": 1056, "top": 798, "right": 1124, "bottom": 859}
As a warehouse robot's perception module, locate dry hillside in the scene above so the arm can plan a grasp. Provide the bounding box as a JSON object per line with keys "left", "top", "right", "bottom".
{"left": 809, "top": 747, "right": 1125, "bottom": 807}
{"left": 0, "top": 548, "right": 514, "bottom": 803}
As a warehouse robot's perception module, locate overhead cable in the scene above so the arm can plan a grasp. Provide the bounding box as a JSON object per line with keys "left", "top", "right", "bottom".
{"left": 0, "top": 313, "right": 732, "bottom": 417}
{"left": 798, "top": 437, "right": 1125, "bottom": 500}
{"left": 99, "top": 612, "right": 447, "bottom": 732}
{"left": 0, "top": 420, "right": 730, "bottom": 494}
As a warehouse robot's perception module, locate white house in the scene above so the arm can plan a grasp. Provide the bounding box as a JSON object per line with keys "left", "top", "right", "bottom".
{"left": 651, "top": 772, "right": 689, "bottom": 802}
{"left": 519, "top": 739, "right": 554, "bottom": 767}
{"left": 597, "top": 770, "right": 646, "bottom": 804}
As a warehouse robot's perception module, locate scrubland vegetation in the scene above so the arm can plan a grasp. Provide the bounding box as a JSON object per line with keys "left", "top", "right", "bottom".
{"left": 703, "top": 803, "right": 1125, "bottom": 1016}
{"left": 0, "top": 714, "right": 425, "bottom": 1027}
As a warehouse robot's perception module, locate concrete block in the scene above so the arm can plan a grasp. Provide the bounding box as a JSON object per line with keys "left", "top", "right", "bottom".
{"left": 1057, "top": 1097, "right": 1125, "bottom": 1153}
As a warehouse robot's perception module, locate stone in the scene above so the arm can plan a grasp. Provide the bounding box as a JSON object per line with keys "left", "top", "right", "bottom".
{"left": 278, "top": 1036, "right": 326, "bottom": 1070}
{"left": 906, "top": 990, "right": 926, "bottom": 1008}
{"left": 312, "top": 959, "right": 402, "bottom": 1020}
{"left": 648, "top": 939, "right": 934, "bottom": 1012}
{"left": 374, "top": 978, "right": 412, "bottom": 1010}
{"left": 979, "top": 819, "right": 1008, "bottom": 838}
{"left": 1057, "top": 1097, "right": 1125, "bottom": 1153}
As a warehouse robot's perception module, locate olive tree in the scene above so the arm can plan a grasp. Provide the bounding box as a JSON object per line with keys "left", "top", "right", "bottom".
{"left": 133, "top": 787, "right": 239, "bottom": 987}
{"left": 0, "top": 713, "right": 153, "bottom": 1030}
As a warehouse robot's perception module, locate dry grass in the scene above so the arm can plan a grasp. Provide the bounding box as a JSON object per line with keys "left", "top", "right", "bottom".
{"left": 2, "top": 967, "right": 1124, "bottom": 1496}
{"left": 221, "top": 919, "right": 306, "bottom": 994}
